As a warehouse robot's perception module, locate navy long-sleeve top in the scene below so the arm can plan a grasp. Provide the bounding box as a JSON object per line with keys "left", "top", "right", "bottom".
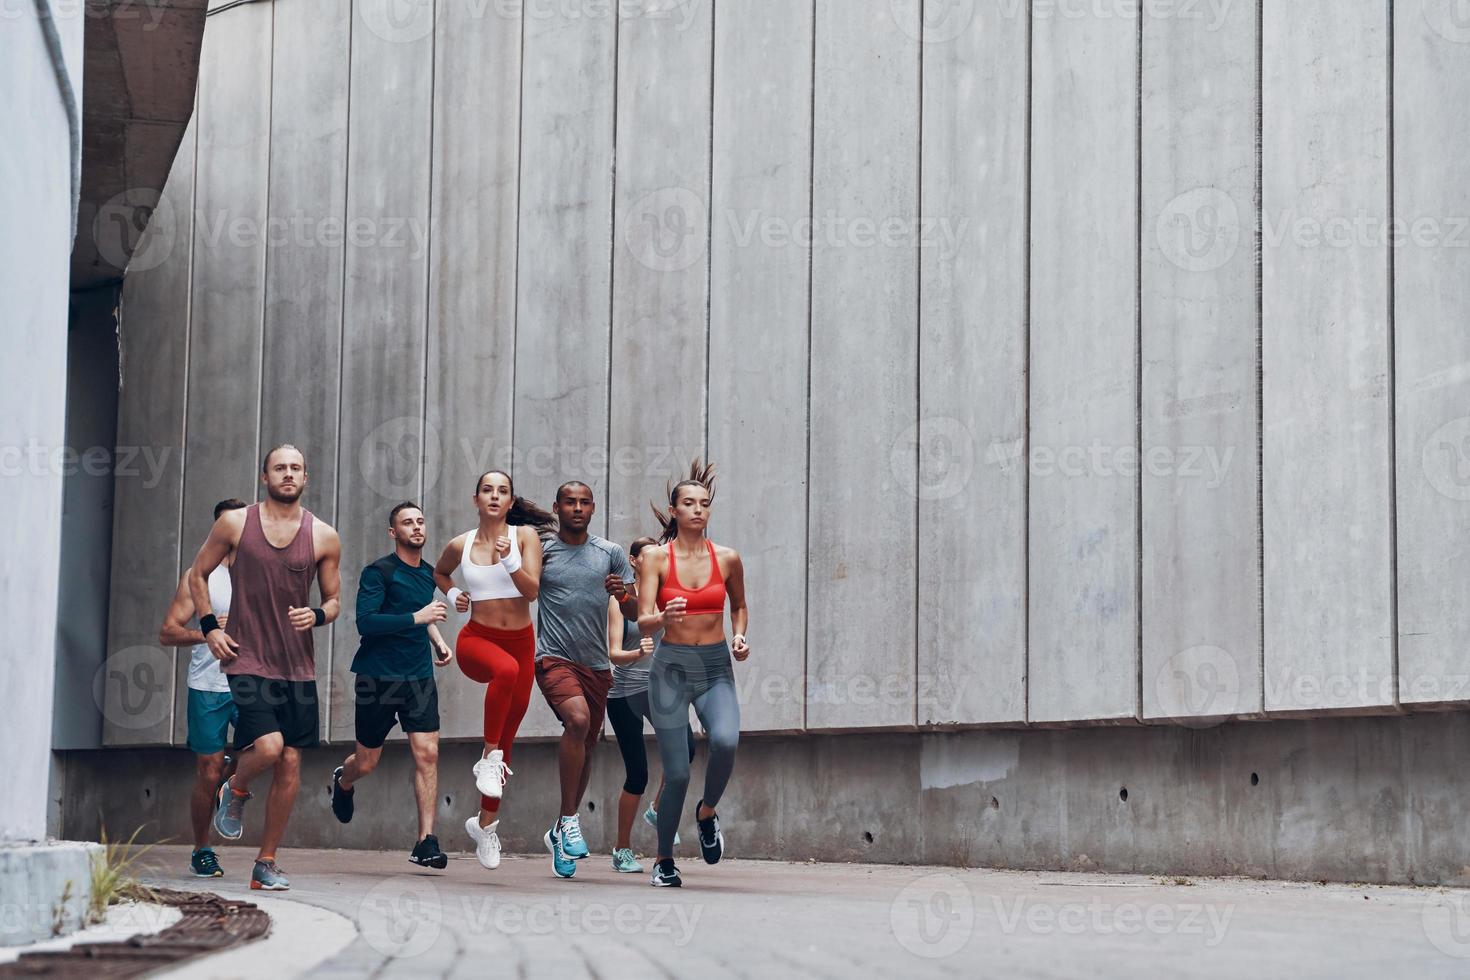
{"left": 349, "top": 553, "right": 436, "bottom": 679}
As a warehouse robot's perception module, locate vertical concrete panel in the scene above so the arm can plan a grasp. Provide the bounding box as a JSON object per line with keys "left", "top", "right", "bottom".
{"left": 106, "top": 119, "right": 196, "bottom": 748}
{"left": 424, "top": 1, "right": 521, "bottom": 741}
{"left": 512, "top": 6, "right": 618, "bottom": 737}
{"left": 916, "top": 0, "right": 1028, "bottom": 726}
{"left": 1261, "top": 1, "right": 1392, "bottom": 712}
{"left": 606, "top": 0, "right": 712, "bottom": 548}
{"left": 180, "top": 5, "right": 272, "bottom": 557}
{"left": 1394, "top": 3, "right": 1470, "bottom": 707}
{"left": 1140, "top": 1, "right": 1262, "bottom": 721}
{"left": 260, "top": 0, "right": 349, "bottom": 523}
{"left": 259, "top": 0, "right": 351, "bottom": 738}
{"left": 707, "top": 0, "right": 812, "bottom": 733}
{"left": 807, "top": 0, "right": 919, "bottom": 730}
{"left": 1028, "top": 1, "right": 1140, "bottom": 723}
{"left": 330, "top": 0, "right": 435, "bottom": 742}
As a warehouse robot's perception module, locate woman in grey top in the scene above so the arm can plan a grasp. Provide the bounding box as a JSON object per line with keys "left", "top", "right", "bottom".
{"left": 604, "top": 536, "right": 695, "bottom": 873}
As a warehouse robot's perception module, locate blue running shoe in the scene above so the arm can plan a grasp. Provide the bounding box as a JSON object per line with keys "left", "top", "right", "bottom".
{"left": 612, "top": 848, "right": 643, "bottom": 873}
{"left": 543, "top": 824, "right": 576, "bottom": 878}
{"left": 559, "top": 814, "right": 589, "bottom": 859}
{"left": 213, "top": 778, "right": 251, "bottom": 841}
{"left": 250, "top": 859, "right": 289, "bottom": 891}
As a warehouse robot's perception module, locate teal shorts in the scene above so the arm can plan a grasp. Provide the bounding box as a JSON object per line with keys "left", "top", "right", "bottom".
{"left": 186, "top": 689, "right": 237, "bottom": 756}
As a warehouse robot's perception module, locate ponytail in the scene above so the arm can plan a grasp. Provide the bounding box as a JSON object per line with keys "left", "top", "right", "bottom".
{"left": 650, "top": 458, "right": 716, "bottom": 544}
{"left": 473, "top": 469, "right": 557, "bottom": 533}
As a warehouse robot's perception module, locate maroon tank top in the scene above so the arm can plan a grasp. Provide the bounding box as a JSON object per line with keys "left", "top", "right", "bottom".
{"left": 226, "top": 504, "right": 318, "bottom": 681}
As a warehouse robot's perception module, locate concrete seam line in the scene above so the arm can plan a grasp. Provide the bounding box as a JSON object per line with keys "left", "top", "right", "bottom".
{"left": 31, "top": 0, "right": 81, "bottom": 241}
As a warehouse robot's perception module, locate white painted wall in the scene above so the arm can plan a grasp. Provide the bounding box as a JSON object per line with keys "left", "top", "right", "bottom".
{"left": 1, "top": 1, "right": 83, "bottom": 840}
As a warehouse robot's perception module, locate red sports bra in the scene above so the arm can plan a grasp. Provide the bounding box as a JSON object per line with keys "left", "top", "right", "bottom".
{"left": 656, "top": 540, "right": 727, "bottom": 617}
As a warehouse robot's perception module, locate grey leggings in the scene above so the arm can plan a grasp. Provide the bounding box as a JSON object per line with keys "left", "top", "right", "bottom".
{"left": 649, "top": 639, "right": 740, "bottom": 859}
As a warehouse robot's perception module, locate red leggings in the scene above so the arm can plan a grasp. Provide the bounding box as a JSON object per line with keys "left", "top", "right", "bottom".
{"left": 456, "top": 621, "right": 536, "bottom": 813}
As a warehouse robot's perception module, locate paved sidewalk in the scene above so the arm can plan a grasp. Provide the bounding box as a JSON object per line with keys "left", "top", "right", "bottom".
{"left": 135, "top": 845, "right": 1470, "bottom": 978}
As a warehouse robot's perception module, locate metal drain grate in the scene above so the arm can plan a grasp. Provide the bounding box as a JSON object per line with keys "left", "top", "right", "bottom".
{"left": 0, "top": 888, "right": 270, "bottom": 978}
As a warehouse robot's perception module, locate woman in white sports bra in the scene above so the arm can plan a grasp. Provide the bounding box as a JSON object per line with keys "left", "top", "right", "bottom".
{"left": 432, "top": 469, "right": 553, "bottom": 870}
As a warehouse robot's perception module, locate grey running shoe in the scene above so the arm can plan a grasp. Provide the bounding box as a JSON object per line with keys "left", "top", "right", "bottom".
{"left": 251, "top": 859, "right": 290, "bottom": 891}
{"left": 213, "top": 778, "right": 251, "bottom": 840}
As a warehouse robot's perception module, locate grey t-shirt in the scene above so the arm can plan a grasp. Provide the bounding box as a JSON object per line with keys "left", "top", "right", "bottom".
{"left": 536, "top": 534, "right": 634, "bottom": 671}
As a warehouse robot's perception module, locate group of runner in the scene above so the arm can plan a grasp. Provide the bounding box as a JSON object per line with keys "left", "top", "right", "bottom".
{"left": 158, "top": 444, "right": 749, "bottom": 891}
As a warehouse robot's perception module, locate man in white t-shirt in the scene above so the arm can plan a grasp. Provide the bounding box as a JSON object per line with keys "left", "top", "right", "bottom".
{"left": 158, "top": 497, "right": 246, "bottom": 878}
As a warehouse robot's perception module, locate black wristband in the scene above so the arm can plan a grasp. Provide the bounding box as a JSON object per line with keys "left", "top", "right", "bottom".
{"left": 199, "top": 614, "right": 221, "bottom": 635}
{"left": 312, "top": 607, "right": 326, "bottom": 627}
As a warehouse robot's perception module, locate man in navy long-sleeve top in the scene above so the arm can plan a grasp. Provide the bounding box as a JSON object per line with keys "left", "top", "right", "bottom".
{"left": 328, "top": 501, "right": 454, "bottom": 868}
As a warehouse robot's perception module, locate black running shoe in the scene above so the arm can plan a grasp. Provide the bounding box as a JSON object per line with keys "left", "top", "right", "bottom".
{"left": 650, "top": 858, "right": 682, "bottom": 887}
{"left": 696, "top": 799, "right": 724, "bottom": 865}
{"left": 410, "top": 834, "right": 448, "bottom": 869}
{"left": 330, "top": 766, "right": 354, "bottom": 824}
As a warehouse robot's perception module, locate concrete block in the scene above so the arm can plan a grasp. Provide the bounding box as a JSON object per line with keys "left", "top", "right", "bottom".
{"left": 1028, "top": 0, "right": 1141, "bottom": 723}
{"left": 917, "top": 0, "right": 1028, "bottom": 725}
{"left": 1261, "top": 0, "right": 1393, "bottom": 712}
{"left": 707, "top": 0, "right": 812, "bottom": 733}
{"left": 807, "top": 0, "right": 920, "bottom": 731}
{"left": 0, "top": 842, "right": 103, "bottom": 948}
{"left": 1140, "top": 0, "right": 1262, "bottom": 721}
{"left": 1393, "top": 2, "right": 1470, "bottom": 707}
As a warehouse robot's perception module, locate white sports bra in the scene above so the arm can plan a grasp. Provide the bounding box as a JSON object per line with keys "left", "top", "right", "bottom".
{"left": 458, "top": 527, "right": 524, "bottom": 601}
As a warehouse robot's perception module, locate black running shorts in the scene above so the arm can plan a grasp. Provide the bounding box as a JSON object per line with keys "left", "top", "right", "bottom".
{"left": 353, "top": 674, "right": 440, "bottom": 749}
{"left": 228, "top": 674, "right": 320, "bottom": 750}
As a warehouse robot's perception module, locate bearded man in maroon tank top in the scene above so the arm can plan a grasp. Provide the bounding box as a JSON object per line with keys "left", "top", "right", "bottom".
{"left": 186, "top": 444, "right": 342, "bottom": 891}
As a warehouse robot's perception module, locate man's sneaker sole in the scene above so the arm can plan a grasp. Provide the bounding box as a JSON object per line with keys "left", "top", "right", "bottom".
{"left": 410, "top": 853, "right": 449, "bottom": 869}
{"left": 213, "top": 782, "right": 244, "bottom": 840}
{"left": 650, "top": 872, "right": 682, "bottom": 887}
{"left": 249, "top": 880, "right": 289, "bottom": 891}
{"left": 191, "top": 869, "right": 223, "bottom": 878}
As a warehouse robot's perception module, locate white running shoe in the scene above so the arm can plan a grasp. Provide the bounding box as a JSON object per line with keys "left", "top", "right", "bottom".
{"left": 473, "top": 749, "right": 512, "bottom": 799}
{"left": 465, "top": 815, "right": 501, "bottom": 870}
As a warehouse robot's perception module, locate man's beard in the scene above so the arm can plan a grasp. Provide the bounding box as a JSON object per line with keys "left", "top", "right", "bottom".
{"left": 267, "top": 483, "right": 303, "bottom": 503}
{"left": 401, "top": 538, "right": 424, "bottom": 553}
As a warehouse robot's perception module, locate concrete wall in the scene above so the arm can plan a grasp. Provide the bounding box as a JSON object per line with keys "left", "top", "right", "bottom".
{"left": 59, "top": 709, "right": 1470, "bottom": 886}
{"left": 2, "top": 0, "right": 84, "bottom": 841}
{"left": 100, "top": 0, "right": 1470, "bottom": 794}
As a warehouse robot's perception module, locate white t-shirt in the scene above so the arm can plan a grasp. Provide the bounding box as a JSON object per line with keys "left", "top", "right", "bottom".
{"left": 187, "top": 565, "right": 232, "bottom": 693}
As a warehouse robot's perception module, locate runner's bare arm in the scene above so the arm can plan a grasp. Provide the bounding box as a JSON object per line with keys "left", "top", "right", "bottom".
{"left": 292, "top": 523, "right": 343, "bottom": 631}
{"left": 159, "top": 572, "right": 209, "bottom": 647}
{"left": 187, "top": 509, "right": 244, "bottom": 661}
{"left": 725, "top": 549, "right": 749, "bottom": 660}
{"left": 314, "top": 523, "right": 343, "bottom": 625}
{"left": 637, "top": 547, "right": 673, "bottom": 634}
{"left": 511, "top": 526, "right": 542, "bottom": 600}
{"left": 607, "top": 597, "right": 639, "bottom": 666}
{"left": 433, "top": 535, "right": 470, "bottom": 613}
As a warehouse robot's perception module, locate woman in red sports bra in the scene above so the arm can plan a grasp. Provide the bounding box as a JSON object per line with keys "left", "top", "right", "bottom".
{"left": 635, "top": 459, "right": 749, "bottom": 888}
